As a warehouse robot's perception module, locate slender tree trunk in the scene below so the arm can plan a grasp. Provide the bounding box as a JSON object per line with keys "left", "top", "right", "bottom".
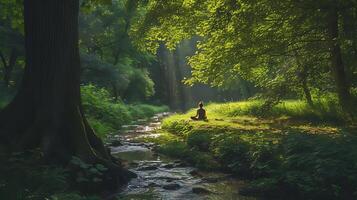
{"left": 0, "top": 0, "right": 133, "bottom": 189}
{"left": 294, "top": 52, "right": 313, "bottom": 107}
{"left": 112, "top": 82, "right": 119, "bottom": 101}
{"left": 0, "top": 51, "right": 7, "bottom": 84}
{"left": 0, "top": 49, "right": 17, "bottom": 87}
{"left": 302, "top": 77, "right": 313, "bottom": 107}
{"left": 327, "top": 8, "right": 352, "bottom": 113}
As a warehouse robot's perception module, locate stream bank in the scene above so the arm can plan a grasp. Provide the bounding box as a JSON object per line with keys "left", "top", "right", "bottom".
{"left": 106, "top": 113, "right": 255, "bottom": 200}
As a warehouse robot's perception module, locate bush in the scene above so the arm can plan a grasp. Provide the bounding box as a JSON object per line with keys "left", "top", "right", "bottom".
{"left": 0, "top": 151, "right": 100, "bottom": 200}
{"left": 155, "top": 100, "right": 357, "bottom": 199}
{"left": 209, "top": 100, "right": 345, "bottom": 123}
{"left": 81, "top": 84, "right": 168, "bottom": 138}
{"left": 0, "top": 85, "right": 16, "bottom": 109}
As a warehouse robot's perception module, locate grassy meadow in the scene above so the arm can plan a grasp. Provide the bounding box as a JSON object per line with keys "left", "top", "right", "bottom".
{"left": 140, "top": 100, "right": 357, "bottom": 199}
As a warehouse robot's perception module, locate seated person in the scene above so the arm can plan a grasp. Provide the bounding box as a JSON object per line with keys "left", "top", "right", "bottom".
{"left": 191, "top": 101, "right": 207, "bottom": 121}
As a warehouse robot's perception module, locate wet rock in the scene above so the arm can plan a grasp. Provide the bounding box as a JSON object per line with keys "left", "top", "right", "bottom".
{"left": 239, "top": 186, "right": 259, "bottom": 196}
{"left": 202, "top": 177, "right": 219, "bottom": 183}
{"left": 144, "top": 143, "right": 155, "bottom": 148}
{"left": 162, "top": 183, "right": 181, "bottom": 190}
{"left": 189, "top": 169, "right": 201, "bottom": 176}
{"left": 109, "top": 140, "right": 122, "bottom": 147}
{"left": 137, "top": 165, "right": 158, "bottom": 171}
{"left": 174, "top": 162, "right": 187, "bottom": 167}
{"left": 192, "top": 186, "right": 211, "bottom": 194}
{"left": 129, "top": 161, "right": 139, "bottom": 168}
{"left": 148, "top": 182, "right": 160, "bottom": 187}
{"left": 151, "top": 176, "right": 180, "bottom": 181}
{"left": 161, "top": 163, "right": 175, "bottom": 169}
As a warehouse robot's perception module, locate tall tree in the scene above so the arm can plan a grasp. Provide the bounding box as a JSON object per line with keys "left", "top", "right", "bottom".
{"left": 132, "top": 0, "right": 357, "bottom": 113}
{"left": 0, "top": 0, "right": 132, "bottom": 187}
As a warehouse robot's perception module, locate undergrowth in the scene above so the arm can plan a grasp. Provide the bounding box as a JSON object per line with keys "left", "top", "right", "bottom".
{"left": 143, "top": 100, "right": 357, "bottom": 200}
{"left": 0, "top": 150, "right": 101, "bottom": 200}
{"left": 82, "top": 84, "right": 168, "bottom": 138}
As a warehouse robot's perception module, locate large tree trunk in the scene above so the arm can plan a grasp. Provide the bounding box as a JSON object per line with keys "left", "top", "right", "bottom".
{"left": 0, "top": 0, "right": 133, "bottom": 189}
{"left": 327, "top": 8, "right": 352, "bottom": 113}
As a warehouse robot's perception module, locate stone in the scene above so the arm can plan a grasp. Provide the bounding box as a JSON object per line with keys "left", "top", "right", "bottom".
{"left": 189, "top": 169, "right": 201, "bottom": 176}
{"left": 174, "top": 162, "right": 187, "bottom": 167}
{"left": 192, "top": 186, "right": 211, "bottom": 194}
{"left": 202, "top": 177, "right": 219, "bottom": 183}
{"left": 148, "top": 182, "right": 160, "bottom": 187}
{"left": 129, "top": 161, "right": 139, "bottom": 168}
{"left": 137, "top": 165, "right": 158, "bottom": 171}
{"left": 162, "top": 183, "right": 181, "bottom": 190}
{"left": 109, "top": 140, "right": 122, "bottom": 147}
{"left": 161, "top": 163, "right": 175, "bottom": 169}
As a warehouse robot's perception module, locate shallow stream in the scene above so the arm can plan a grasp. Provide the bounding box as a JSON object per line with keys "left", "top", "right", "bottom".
{"left": 108, "top": 113, "right": 255, "bottom": 200}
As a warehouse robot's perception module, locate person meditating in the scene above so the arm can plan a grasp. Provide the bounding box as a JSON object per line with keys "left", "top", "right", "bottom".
{"left": 191, "top": 101, "right": 207, "bottom": 121}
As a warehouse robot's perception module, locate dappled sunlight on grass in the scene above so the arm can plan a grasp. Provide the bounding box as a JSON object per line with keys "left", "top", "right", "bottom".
{"left": 164, "top": 100, "right": 351, "bottom": 136}
{"left": 150, "top": 100, "right": 357, "bottom": 199}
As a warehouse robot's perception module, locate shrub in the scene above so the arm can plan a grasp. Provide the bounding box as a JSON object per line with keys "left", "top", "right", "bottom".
{"left": 157, "top": 100, "right": 357, "bottom": 199}
{"left": 81, "top": 84, "right": 168, "bottom": 138}
{"left": 0, "top": 151, "right": 100, "bottom": 200}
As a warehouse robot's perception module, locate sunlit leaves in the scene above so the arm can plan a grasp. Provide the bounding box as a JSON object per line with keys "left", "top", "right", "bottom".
{"left": 0, "top": 0, "right": 23, "bottom": 33}
{"left": 130, "top": 0, "right": 357, "bottom": 103}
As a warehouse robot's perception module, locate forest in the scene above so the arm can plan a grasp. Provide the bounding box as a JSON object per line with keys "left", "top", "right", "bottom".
{"left": 0, "top": 0, "right": 356, "bottom": 199}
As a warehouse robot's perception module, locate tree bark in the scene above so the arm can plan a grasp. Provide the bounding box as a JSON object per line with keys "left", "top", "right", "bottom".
{"left": 301, "top": 76, "right": 313, "bottom": 107}
{"left": 327, "top": 7, "right": 352, "bottom": 113}
{"left": 0, "top": 0, "right": 133, "bottom": 189}
{"left": 0, "top": 49, "right": 18, "bottom": 87}
{"left": 294, "top": 52, "right": 313, "bottom": 107}
{"left": 111, "top": 82, "right": 119, "bottom": 101}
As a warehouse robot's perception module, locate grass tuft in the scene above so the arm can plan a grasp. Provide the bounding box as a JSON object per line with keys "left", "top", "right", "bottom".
{"left": 148, "top": 100, "right": 357, "bottom": 199}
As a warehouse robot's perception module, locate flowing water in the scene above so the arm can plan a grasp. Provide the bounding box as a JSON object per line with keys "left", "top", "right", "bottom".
{"left": 108, "top": 113, "right": 256, "bottom": 200}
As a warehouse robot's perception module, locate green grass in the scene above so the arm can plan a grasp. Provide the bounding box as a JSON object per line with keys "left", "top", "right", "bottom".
{"left": 0, "top": 84, "right": 169, "bottom": 139}
{"left": 143, "top": 100, "right": 357, "bottom": 199}
{"left": 81, "top": 85, "right": 169, "bottom": 138}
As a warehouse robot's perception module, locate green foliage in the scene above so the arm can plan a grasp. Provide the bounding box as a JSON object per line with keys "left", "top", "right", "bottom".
{"left": 186, "top": 129, "right": 212, "bottom": 151}
{"left": 132, "top": 0, "right": 357, "bottom": 112}
{"left": 0, "top": 151, "right": 99, "bottom": 200}
{"left": 156, "top": 139, "right": 220, "bottom": 171}
{"left": 208, "top": 99, "right": 346, "bottom": 123}
{"left": 0, "top": 0, "right": 23, "bottom": 32}
{"left": 0, "top": 85, "right": 16, "bottom": 108}
{"left": 70, "top": 157, "right": 107, "bottom": 184}
{"left": 148, "top": 100, "right": 357, "bottom": 199}
{"left": 81, "top": 84, "right": 168, "bottom": 138}
{"left": 50, "top": 193, "right": 100, "bottom": 200}
{"left": 79, "top": 0, "right": 158, "bottom": 102}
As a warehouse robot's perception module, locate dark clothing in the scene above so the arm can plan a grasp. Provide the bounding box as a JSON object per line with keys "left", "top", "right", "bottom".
{"left": 191, "top": 108, "right": 206, "bottom": 120}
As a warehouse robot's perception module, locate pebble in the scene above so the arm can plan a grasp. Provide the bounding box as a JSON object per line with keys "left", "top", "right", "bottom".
{"left": 109, "top": 140, "right": 122, "bottom": 146}
{"left": 202, "top": 177, "right": 219, "bottom": 183}
{"left": 192, "top": 186, "right": 211, "bottom": 194}
{"left": 161, "top": 163, "right": 175, "bottom": 169}
{"left": 189, "top": 169, "right": 199, "bottom": 176}
{"left": 162, "top": 183, "right": 181, "bottom": 190}
{"left": 137, "top": 165, "right": 158, "bottom": 171}
{"left": 148, "top": 182, "right": 160, "bottom": 187}
{"left": 174, "top": 162, "right": 187, "bottom": 167}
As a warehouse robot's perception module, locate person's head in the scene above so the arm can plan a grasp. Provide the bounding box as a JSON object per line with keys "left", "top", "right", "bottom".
{"left": 198, "top": 101, "right": 203, "bottom": 108}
